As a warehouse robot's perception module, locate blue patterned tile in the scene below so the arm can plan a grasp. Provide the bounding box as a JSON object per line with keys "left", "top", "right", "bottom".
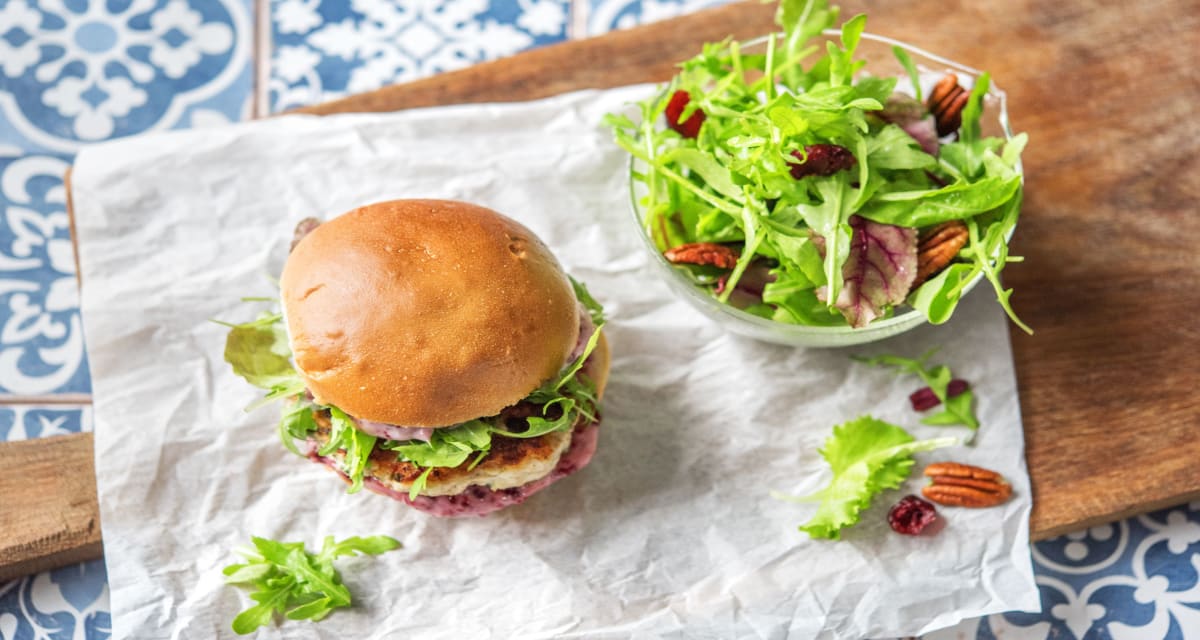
{"left": 269, "top": 0, "right": 571, "bottom": 112}
{"left": 0, "top": 559, "right": 110, "bottom": 640}
{"left": 0, "top": 0, "right": 254, "bottom": 154}
{"left": 926, "top": 502, "right": 1200, "bottom": 640}
{"left": 584, "top": 0, "right": 730, "bottom": 36}
{"left": 0, "top": 150, "right": 90, "bottom": 395}
{"left": 0, "top": 404, "right": 89, "bottom": 441}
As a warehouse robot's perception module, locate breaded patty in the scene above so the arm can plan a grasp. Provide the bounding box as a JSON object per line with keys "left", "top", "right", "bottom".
{"left": 310, "top": 412, "right": 573, "bottom": 497}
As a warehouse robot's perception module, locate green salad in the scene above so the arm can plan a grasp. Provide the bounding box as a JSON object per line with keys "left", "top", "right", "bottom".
{"left": 604, "top": 0, "right": 1030, "bottom": 332}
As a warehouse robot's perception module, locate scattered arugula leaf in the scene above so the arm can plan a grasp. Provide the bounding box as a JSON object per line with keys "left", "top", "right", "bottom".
{"left": 223, "top": 535, "right": 401, "bottom": 635}
{"left": 854, "top": 350, "right": 980, "bottom": 430}
{"left": 773, "top": 416, "right": 955, "bottom": 539}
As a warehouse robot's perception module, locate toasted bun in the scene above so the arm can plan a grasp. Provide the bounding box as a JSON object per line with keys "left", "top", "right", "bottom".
{"left": 281, "top": 199, "right": 580, "bottom": 427}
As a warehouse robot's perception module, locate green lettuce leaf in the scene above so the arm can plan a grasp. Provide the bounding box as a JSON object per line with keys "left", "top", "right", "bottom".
{"left": 774, "top": 416, "right": 955, "bottom": 539}
{"left": 221, "top": 312, "right": 306, "bottom": 407}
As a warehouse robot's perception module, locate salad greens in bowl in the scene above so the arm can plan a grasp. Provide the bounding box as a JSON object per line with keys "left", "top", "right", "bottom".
{"left": 605, "top": 0, "right": 1029, "bottom": 347}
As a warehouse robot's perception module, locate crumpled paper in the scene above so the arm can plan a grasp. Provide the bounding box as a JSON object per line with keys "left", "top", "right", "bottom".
{"left": 72, "top": 85, "right": 1038, "bottom": 639}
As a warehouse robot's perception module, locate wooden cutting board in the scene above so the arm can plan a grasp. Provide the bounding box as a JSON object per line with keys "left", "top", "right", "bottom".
{"left": 3, "top": 0, "right": 1198, "bottom": 581}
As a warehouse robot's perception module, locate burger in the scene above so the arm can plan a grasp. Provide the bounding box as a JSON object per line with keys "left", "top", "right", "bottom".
{"left": 223, "top": 199, "right": 609, "bottom": 517}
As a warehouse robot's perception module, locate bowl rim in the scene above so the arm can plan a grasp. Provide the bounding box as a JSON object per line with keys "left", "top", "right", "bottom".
{"left": 626, "top": 29, "right": 1020, "bottom": 337}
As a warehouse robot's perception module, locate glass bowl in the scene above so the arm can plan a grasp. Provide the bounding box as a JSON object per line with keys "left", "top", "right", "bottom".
{"left": 628, "top": 30, "right": 1020, "bottom": 347}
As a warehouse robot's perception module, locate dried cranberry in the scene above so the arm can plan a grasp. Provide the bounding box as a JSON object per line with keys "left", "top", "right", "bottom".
{"left": 888, "top": 495, "right": 939, "bottom": 535}
{"left": 664, "top": 90, "right": 706, "bottom": 138}
{"left": 788, "top": 144, "right": 857, "bottom": 179}
{"left": 908, "top": 379, "right": 970, "bottom": 411}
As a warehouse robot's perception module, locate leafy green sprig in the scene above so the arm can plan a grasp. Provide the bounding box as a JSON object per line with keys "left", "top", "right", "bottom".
{"left": 223, "top": 535, "right": 401, "bottom": 634}
{"left": 855, "top": 350, "right": 980, "bottom": 430}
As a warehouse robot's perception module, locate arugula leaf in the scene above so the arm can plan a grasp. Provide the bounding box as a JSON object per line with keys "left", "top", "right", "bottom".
{"left": 570, "top": 276, "right": 606, "bottom": 325}
{"left": 407, "top": 467, "right": 433, "bottom": 501}
{"left": 554, "top": 321, "right": 605, "bottom": 391}
{"left": 892, "top": 45, "right": 922, "bottom": 101}
{"left": 799, "top": 174, "right": 856, "bottom": 307}
{"left": 854, "top": 350, "right": 980, "bottom": 430}
{"left": 387, "top": 421, "right": 492, "bottom": 469}
{"left": 959, "top": 73, "right": 989, "bottom": 145}
{"left": 773, "top": 416, "right": 955, "bottom": 539}
{"left": 278, "top": 398, "right": 318, "bottom": 457}
{"left": 865, "top": 124, "right": 936, "bottom": 170}
{"left": 777, "top": 0, "right": 839, "bottom": 86}
{"left": 231, "top": 584, "right": 293, "bottom": 635}
{"left": 224, "top": 535, "right": 401, "bottom": 634}
{"left": 858, "top": 176, "right": 1021, "bottom": 228}
{"left": 908, "top": 263, "right": 976, "bottom": 324}
{"left": 318, "top": 407, "right": 377, "bottom": 493}
{"left": 962, "top": 189, "right": 1032, "bottom": 334}
{"left": 827, "top": 14, "right": 867, "bottom": 87}
{"left": 319, "top": 535, "right": 402, "bottom": 560}
{"left": 283, "top": 548, "right": 351, "bottom": 607}
{"left": 763, "top": 266, "right": 845, "bottom": 326}
{"left": 666, "top": 148, "right": 744, "bottom": 200}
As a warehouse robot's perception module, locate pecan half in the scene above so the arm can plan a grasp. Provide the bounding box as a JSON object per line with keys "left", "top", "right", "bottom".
{"left": 663, "top": 242, "right": 739, "bottom": 270}
{"left": 921, "top": 462, "right": 1012, "bottom": 508}
{"left": 927, "top": 74, "right": 969, "bottom": 137}
{"left": 912, "top": 220, "right": 968, "bottom": 288}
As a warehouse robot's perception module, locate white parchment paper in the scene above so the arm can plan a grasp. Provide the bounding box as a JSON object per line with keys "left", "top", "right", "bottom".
{"left": 72, "top": 86, "right": 1038, "bottom": 639}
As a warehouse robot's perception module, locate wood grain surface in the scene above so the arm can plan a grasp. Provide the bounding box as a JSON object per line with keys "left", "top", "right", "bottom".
{"left": 0, "top": 434, "right": 102, "bottom": 581}
{"left": 5, "top": 0, "right": 1198, "bottom": 578}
